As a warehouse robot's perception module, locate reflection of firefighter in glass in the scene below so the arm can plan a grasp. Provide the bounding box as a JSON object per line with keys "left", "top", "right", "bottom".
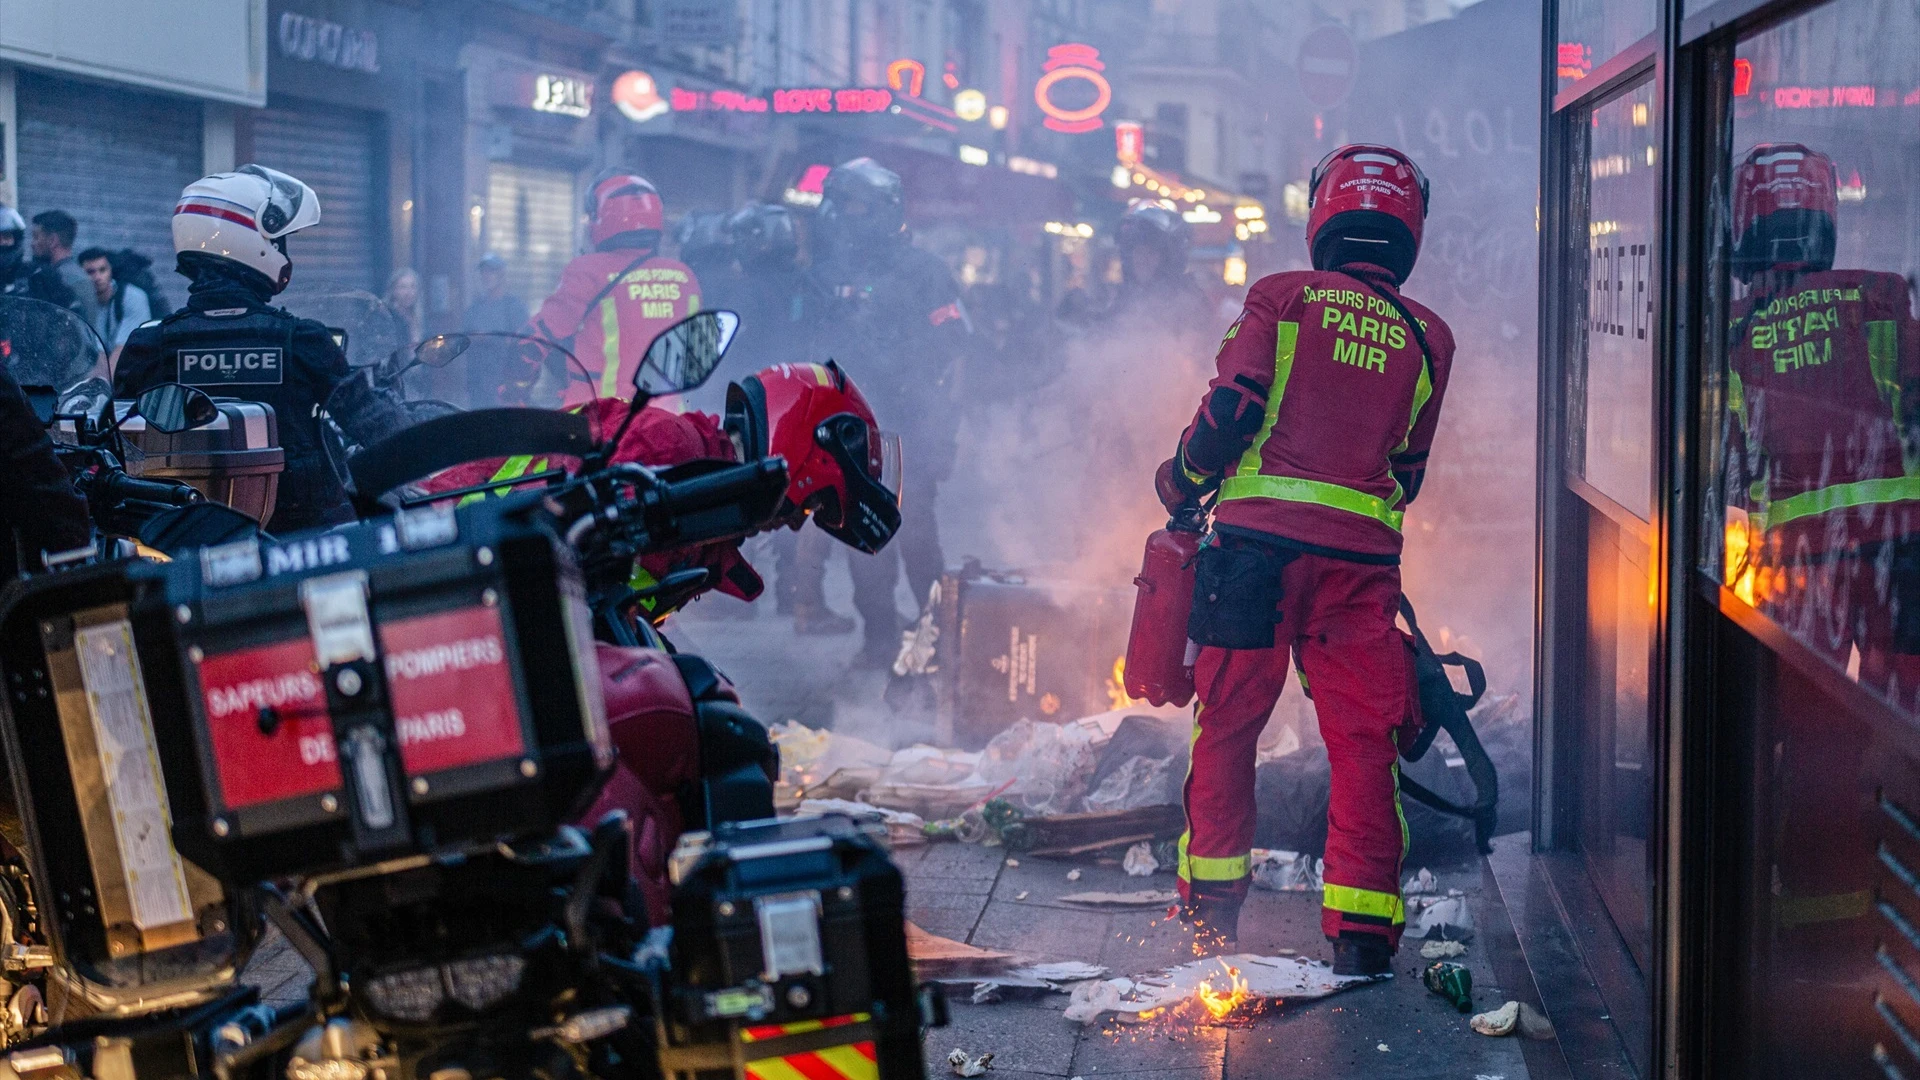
{"left": 514, "top": 174, "right": 703, "bottom": 406}
{"left": 1722, "top": 143, "right": 1920, "bottom": 696}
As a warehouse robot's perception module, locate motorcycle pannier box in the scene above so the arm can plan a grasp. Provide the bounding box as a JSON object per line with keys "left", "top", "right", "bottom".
{"left": 133, "top": 500, "right": 611, "bottom": 884}
{"left": 661, "top": 814, "right": 923, "bottom": 1080}
{"left": 0, "top": 562, "right": 252, "bottom": 1014}
{"left": 122, "top": 399, "right": 284, "bottom": 526}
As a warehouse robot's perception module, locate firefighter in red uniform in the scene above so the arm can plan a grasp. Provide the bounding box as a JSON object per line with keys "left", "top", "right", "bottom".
{"left": 516, "top": 174, "right": 703, "bottom": 406}
{"left": 1723, "top": 142, "right": 1920, "bottom": 691}
{"left": 1156, "top": 144, "right": 1454, "bottom": 974}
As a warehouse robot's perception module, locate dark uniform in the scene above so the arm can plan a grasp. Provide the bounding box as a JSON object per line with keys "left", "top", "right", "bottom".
{"left": 0, "top": 364, "right": 90, "bottom": 577}
{"left": 801, "top": 240, "right": 969, "bottom": 661}
{"left": 116, "top": 264, "right": 399, "bottom": 534}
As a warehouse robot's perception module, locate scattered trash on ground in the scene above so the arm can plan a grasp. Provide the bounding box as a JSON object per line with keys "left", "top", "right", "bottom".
{"left": 1015, "top": 890, "right": 1029, "bottom": 901}
{"left": 1408, "top": 890, "right": 1477, "bottom": 941}
{"left": 1066, "top": 868, "right": 1082, "bottom": 881}
{"left": 905, "top": 922, "right": 1014, "bottom": 979}
{"left": 1004, "top": 858, "right": 1019, "bottom": 867}
{"left": 794, "top": 798, "right": 928, "bottom": 847}
{"left": 1057, "top": 890, "right": 1180, "bottom": 908}
{"left": 1123, "top": 841, "right": 1160, "bottom": 877}
{"left": 1250, "top": 848, "right": 1323, "bottom": 892}
{"left": 1423, "top": 961, "right": 1474, "bottom": 1013}
{"left": 1377, "top": 1043, "right": 1391, "bottom": 1052}
{"left": 1471, "top": 1000, "right": 1520, "bottom": 1036}
{"left": 1420, "top": 939, "right": 1469, "bottom": 959}
{"left": 946, "top": 1048, "right": 993, "bottom": 1076}
{"left": 1062, "top": 954, "right": 1385, "bottom": 1024}
{"left": 1404, "top": 867, "right": 1438, "bottom": 895}
{"left": 942, "top": 961, "right": 1113, "bottom": 1002}
{"left": 1517, "top": 1002, "right": 1556, "bottom": 1039}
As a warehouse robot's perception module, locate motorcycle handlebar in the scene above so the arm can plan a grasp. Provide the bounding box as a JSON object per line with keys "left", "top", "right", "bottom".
{"left": 95, "top": 471, "right": 204, "bottom": 509}
{"left": 649, "top": 459, "right": 787, "bottom": 518}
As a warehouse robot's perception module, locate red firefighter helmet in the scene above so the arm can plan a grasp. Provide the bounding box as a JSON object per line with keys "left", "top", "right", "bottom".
{"left": 1731, "top": 143, "right": 1838, "bottom": 282}
{"left": 1306, "top": 144, "right": 1430, "bottom": 285}
{"left": 588, "top": 174, "right": 666, "bottom": 249}
{"left": 724, "top": 361, "right": 902, "bottom": 554}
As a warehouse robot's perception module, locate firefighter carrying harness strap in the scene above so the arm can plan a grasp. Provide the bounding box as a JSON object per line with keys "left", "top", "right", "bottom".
{"left": 1216, "top": 274, "right": 1435, "bottom": 530}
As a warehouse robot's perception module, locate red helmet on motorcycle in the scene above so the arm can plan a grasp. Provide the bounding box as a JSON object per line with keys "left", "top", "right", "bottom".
{"left": 1306, "top": 144, "right": 1429, "bottom": 285}
{"left": 724, "top": 361, "right": 902, "bottom": 554}
{"left": 588, "top": 174, "right": 665, "bottom": 249}
{"left": 1732, "top": 143, "right": 1838, "bottom": 282}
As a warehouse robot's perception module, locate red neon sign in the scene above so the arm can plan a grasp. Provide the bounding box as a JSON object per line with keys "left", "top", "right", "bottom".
{"left": 772, "top": 87, "right": 892, "bottom": 114}
{"left": 1115, "top": 120, "right": 1143, "bottom": 166}
{"left": 1035, "top": 44, "right": 1111, "bottom": 134}
{"left": 1773, "top": 85, "right": 1876, "bottom": 108}
{"left": 669, "top": 87, "right": 766, "bottom": 113}
{"left": 1556, "top": 42, "right": 1591, "bottom": 80}
{"left": 1732, "top": 58, "right": 1753, "bottom": 97}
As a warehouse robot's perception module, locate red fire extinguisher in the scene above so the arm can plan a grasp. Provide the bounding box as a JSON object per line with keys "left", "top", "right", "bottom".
{"left": 1123, "top": 504, "right": 1206, "bottom": 707}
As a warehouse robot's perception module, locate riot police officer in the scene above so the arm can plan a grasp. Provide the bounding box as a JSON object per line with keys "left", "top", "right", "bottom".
{"left": 799, "top": 158, "right": 969, "bottom": 664}
{"left": 115, "top": 165, "right": 401, "bottom": 534}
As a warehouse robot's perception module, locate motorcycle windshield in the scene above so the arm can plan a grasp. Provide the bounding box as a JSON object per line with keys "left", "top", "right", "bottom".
{"left": 0, "top": 295, "right": 108, "bottom": 391}
{"left": 319, "top": 330, "right": 606, "bottom": 504}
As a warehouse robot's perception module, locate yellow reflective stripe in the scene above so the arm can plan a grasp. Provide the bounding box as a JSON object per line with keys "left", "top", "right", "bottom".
{"left": 628, "top": 564, "right": 661, "bottom": 614}
{"left": 742, "top": 1058, "right": 809, "bottom": 1080}
{"left": 812, "top": 1045, "right": 879, "bottom": 1080}
{"left": 600, "top": 297, "right": 622, "bottom": 399}
{"left": 1234, "top": 321, "right": 1299, "bottom": 476}
{"left": 1176, "top": 830, "right": 1250, "bottom": 883}
{"left": 1181, "top": 455, "right": 1210, "bottom": 487}
{"left": 1219, "top": 473, "right": 1406, "bottom": 530}
{"left": 1868, "top": 320, "right": 1899, "bottom": 417}
{"left": 1323, "top": 883, "right": 1406, "bottom": 924}
{"left": 1766, "top": 476, "right": 1920, "bottom": 529}
{"left": 1391, "top": 356, "right": 1435, "bottom": 457}
{"left": 457, "top": 454, "right": 536, "bottom": 507}
{"left": 688, "top": 293, "right": 701, "bottom": 315}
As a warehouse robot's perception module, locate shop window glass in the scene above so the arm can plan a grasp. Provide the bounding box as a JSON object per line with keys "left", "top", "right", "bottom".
{"left": 1701, "top": 0, "right": 1920, "bottom": 712}
{"left": 1571, "top": 79, "right": 1659, "bottom": 520}
{"left": 1555, "top": 0, "right": 1656, "bottom": 91}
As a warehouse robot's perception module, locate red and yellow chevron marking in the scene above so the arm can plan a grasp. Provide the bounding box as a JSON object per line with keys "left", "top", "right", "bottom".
{"left": 740, "top": 1014, "right": 876, "bottom": 1080}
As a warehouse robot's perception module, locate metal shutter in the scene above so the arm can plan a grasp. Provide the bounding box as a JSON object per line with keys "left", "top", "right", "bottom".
{"left": 15, "top": 71, "right": 202, "bottom": 271}
{"left": 486, "top": 163, "right": 578, "bottom": 309}
{"left": 246, "top": 103, "right": 383, "bottom": 293}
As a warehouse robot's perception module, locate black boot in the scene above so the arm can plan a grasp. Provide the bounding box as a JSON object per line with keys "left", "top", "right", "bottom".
{"left": 1179, "top": 890, "right": 1242, "bottom": 952}
{"left": 1330, "top": 934, "right": 1394, "bottom": 976}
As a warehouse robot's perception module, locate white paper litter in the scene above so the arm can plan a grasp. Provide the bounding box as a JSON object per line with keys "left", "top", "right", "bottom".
{"left": 1420, "top": 939, "right": 1468, "bottom": 959}
{"left": 1403, "top": 867, "right": 1438, "bottom": 895}
{"left": 1123, "top": 841, "right": 1160, "bottom": 877}
{"left": 948, "top": 961, "right": 1112, "bottom": 996}
{"left": 947, "top": 1048, "right": 993, "bottom": 1076}
{"left": 1066, "top": 869, "right": 1082, "bottom": 881}
{"left": 1471, "top": 1000, "right": 1519, "bottom": 1036}
{"left": 1408, "top": 890, "right": 1476, "bottom": 941}
{"left": 1250, "top": 849, "right": 1323, "bottom": 892}
{"left": 1062, "top": 954, "right": 1386, "bottom": 1024}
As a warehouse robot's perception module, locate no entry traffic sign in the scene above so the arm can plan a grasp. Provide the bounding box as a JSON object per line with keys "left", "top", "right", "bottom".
{"left": 1297, "top": 25, "right": 1358, "bottom": 110}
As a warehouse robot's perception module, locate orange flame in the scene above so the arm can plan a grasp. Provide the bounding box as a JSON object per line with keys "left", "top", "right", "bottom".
{"left": 1195, "top": 966, "right": 1252, "bottom": 1021}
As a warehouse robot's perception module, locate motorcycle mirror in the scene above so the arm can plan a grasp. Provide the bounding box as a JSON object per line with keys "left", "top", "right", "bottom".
{"left": 415, "top": 333, "right": 470, "bottom": 369}
{"left": 21, "top": 384, "right": 57, "bottom": 426}
{"left": 132, "top": 382, "right": 219, "bottom": 434}
{"left": 634, "top": 310, "right": 738, "bottom": 397}
{"left": 136, "top": 502, "right": 269, "bottom": 557}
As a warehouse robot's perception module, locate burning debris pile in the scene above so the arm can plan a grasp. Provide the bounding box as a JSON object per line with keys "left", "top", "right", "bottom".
{"left": 1062, "top": 954, "right": 1385, "bottom": 1026}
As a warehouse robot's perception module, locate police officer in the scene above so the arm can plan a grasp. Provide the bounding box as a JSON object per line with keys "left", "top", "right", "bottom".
{"left": 0, "top": 208, "right": 30, "bottom": 296}
{"left": 116, "top": 165, "right": 401, "bottom": 534}
{"left": 800, "top": 157, "right": 969, "bottom": 664}
{"left": 1111, "top": 199, "right": 1211, "bottom": 329}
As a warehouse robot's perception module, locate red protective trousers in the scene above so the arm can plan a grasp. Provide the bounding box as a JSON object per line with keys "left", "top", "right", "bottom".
{"left": 1177, "top": 552, "right": 1415, "bottom": 948}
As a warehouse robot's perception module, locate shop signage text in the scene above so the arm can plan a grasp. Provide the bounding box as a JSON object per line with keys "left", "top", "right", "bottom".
{"left": 278, "top": 12, "right": 379, "bottom": 74}
{"left": 533, "top": 74, "right": 593, "bottom": 117}
{"left": 1772, "top": 85, "right": 1876, "bottom": 109}
{"left": 1034, "top": 44, "right": 1110, "bottom": 134}
{"left": 669, "top": 86, "right": 894, "bottom": 116}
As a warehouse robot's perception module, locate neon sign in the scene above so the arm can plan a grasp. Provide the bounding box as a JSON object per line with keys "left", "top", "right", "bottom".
{"left": 1773, "top": 85, "right": 1876, "bottom": 108}
{"left": 532, "top": 74, "right": 592, "bottom": 117}
{"left": 669, "top": 87, "right": 765, "bottom": 112}
{"left": 773, "top": 87, "right": 893, "bottom": 114}
{"left": 612, "top": 70, "right": 669, "bottom": 122}
{"left": 1034, "top": 44, "right": 1111, "bottom": 134}
{"left": 887, "top": 59, "right": 925, "bottom": 98}
{"left": 1733, "top": 58, "right": 1753, "bottom": 97}
{"left": 1114, "top": 120, "right": 1143, "bottom": 166}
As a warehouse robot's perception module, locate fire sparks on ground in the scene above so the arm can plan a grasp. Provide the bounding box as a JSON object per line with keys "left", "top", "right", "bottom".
{"left": 1125, "top": 965, "right": 1265, "bottom": 1030}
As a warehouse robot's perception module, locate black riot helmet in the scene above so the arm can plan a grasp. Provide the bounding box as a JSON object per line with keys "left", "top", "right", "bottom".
{"left": 816, "top": 158, "right": 906, "bottom": 258}
{"left": 1116, "top": 200, "right": 1192, "bottom": 284}
{"left": 0, "top": 207, "right": 24, "bottom": 278}
{"left": 727, "top": 202, "right": 799, "bottom": 269}
{"left": 671, "top": 210, "right": 734, "bottom": 278}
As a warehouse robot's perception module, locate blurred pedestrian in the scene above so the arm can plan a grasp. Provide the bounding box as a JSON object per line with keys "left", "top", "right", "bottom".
{"left": 384, "top": 267, "right": 424, "bottom": 343}
{"left": 109, "top": 248, "right": 174, "bottom": 319}
{"left": 463, "top": 253, "right": 529, "bottom": 406}
{"left": 77, "top": 246, "right": 151, "bottom": 355}
{"left": 28, "top": 210, "right": 99, "bottom": 323}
